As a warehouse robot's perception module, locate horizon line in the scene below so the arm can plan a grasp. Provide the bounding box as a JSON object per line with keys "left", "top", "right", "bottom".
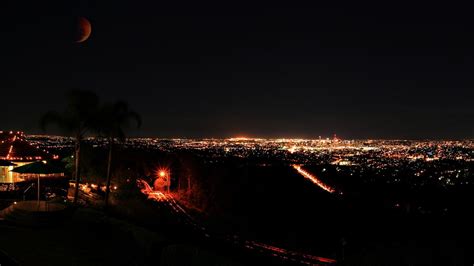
{"left": 25, "top": 134, "right": 474, "bottom": 142}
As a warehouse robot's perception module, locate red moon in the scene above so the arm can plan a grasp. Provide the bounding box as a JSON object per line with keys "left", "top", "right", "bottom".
{"left": 75, "top": 17, "right": 92, "bottom": 43}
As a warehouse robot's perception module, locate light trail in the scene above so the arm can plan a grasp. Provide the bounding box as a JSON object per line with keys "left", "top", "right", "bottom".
{"left": 293, "top": 165, "right": 336, "bottom": 194}
{"left": 137, "top": 179, "right": 336, "bottom": 265}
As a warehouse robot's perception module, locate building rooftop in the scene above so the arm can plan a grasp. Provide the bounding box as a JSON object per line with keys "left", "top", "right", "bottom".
{"left": 0, "top": 131, "right": 51, "bottom": 161}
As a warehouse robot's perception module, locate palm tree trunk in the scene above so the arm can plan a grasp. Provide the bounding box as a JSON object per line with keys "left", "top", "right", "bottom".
{"left": 104, "top": 139, "right": 114, "bottom": 208}
{"left": 73, "top": 139, "right": 82, "bottom": 204}
{"left": 187, "top": 175, "right": 191, "bottom": 192}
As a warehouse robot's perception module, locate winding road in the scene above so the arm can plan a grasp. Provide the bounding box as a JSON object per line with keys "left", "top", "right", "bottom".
{"left": 138, "top": 179, "right": 337, "bottom": 265}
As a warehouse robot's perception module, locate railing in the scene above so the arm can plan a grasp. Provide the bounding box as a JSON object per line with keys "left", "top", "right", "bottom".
{"left": 23, "top": 183, "right": 35, "bottom": 201}
{"left": 0, "top": 248, "right": 20, "bottom": 266}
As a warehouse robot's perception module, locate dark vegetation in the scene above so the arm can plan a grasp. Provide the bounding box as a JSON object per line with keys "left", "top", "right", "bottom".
{"left": 44, "top": 141, "right": 474, "bottom": 265}
{"left": 3, "top": 90, "right": 470, "bottom": 265}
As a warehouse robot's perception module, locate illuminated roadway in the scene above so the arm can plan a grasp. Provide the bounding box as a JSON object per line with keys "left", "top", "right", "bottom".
{"left": 292, "top": 165, "right": 336, "bottom": 194}
{"left": 138, "top": 179, "right": 337, "bottom": 265}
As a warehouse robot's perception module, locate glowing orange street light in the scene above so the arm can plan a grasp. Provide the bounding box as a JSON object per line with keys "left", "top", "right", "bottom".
{"left": 159, "top": 170, "right": 167, "bottom": 178}
{"left": 155, "top": 168, "right": 170, "bottom": 193}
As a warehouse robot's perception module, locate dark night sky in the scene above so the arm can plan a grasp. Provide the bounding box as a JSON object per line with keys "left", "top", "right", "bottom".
{"left": 1, "top": 1, "right": 473, "bottom": 139}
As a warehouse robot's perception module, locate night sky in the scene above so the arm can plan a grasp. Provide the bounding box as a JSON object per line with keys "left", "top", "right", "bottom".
{"left": 1, "top": 1, "right": 473, "bottom": 139}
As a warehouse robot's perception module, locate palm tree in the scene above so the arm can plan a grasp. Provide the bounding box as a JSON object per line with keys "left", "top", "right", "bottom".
{"left": 99, "top": 101, "right": 141, "bottom": 208}
{"left": 40, "top": 90, "right": 100, "bottom": 204}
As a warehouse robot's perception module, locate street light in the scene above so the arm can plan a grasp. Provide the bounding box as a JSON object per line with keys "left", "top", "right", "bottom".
{"left": 156, "top": 168, "right": 170, "bottom": 193}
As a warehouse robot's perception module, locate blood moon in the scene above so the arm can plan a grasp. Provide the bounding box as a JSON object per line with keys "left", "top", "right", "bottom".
{"left": 75, "top": 17, "right": 92, "bottom": 43}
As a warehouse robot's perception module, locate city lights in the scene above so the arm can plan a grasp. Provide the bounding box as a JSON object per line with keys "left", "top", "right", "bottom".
{"left": 27, "top": 135, "right": 474, "bottom": 189}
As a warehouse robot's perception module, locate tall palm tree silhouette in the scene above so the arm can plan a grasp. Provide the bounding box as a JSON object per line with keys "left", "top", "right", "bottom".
{"left": 98, "top": 101, "right": 141, "bottom": 208}
{"left": 40, "top": 90, "right": 100, "bottom": 204}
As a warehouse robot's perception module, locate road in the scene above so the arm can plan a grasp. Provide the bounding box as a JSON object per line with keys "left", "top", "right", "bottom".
{"left": 138, "top": 179, "right": 337, "bottom": 265}
{"left": 292, "top": 165, "right": 336, "bottom": 194}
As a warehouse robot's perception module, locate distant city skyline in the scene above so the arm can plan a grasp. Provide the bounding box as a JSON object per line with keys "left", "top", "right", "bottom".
{"left": 20, "top": 132, "right": 474, "bottom": 141}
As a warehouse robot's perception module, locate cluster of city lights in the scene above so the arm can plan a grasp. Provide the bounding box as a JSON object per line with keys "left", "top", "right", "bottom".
{"left": 25, "top": 135, "right": 474, "bottom": 188}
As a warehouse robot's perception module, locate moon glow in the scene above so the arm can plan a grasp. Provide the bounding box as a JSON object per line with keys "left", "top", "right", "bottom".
{"left": 75, "top": 17, "right": 92, "bottom": 43}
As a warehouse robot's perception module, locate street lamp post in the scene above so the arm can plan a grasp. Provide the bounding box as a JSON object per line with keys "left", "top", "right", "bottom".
{"left": 158, "top": 169, "right": 170, "bottom": 193}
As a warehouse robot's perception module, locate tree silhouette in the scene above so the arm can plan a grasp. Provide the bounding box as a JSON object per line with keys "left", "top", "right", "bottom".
{"left": 40, "top": 90, "right": 100, "bottom": 204}
{"left": 98, "top": 101, "right": 141, "bottom": 208}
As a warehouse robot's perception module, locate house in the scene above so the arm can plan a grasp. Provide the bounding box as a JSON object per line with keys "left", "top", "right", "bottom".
{"left": 0, "top": 131, "right": 52, "bottom": 185}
